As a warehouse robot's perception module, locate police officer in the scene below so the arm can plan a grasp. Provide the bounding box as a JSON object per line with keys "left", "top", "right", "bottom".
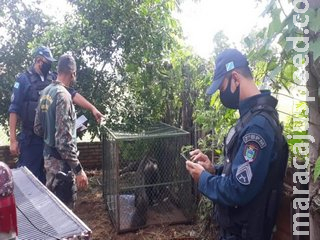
{"left": 185, "top": 49, "right": 288, "bottom": 240}
{"left": 9, "top": 46, "right": 104, "bottom": 184}
{"left": 34, "top": 54, "right": 88, "bottom": 209}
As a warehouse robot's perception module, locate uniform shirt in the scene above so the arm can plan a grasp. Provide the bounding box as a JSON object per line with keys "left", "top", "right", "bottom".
{"left": 198, "top": 91, "right": 277, "bottom": 207}
{"left": 34, "top": 81, "right": 80, "bottom": 170}
{"left": 8, "top": 67, "right": 50, "bottom": 116}
{"left": 8, "top": 67, "right": 77, "bottom": 116}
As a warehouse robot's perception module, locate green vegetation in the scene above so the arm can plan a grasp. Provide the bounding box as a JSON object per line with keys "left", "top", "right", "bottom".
{"left": 1, "top": 0, "right": 320, "bottom": 237}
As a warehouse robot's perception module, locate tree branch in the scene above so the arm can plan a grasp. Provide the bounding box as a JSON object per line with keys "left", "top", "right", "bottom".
{"left": 277, "top": 0, "right": 288, "bottom": 18}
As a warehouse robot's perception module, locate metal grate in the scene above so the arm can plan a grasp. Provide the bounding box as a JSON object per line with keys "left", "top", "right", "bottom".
{"left": 12, "top": 167, "right": 91, "bottom": 240}
{"left": 102, "top": 122, "right": 196, "bottom": 233}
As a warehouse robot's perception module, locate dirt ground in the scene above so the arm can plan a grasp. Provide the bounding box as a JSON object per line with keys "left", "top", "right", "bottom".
{"left": 73, "top": 170, "right": 204, "bottom": 240}
{"left": 73, "top": 170, "right": 292, "bottom": 240}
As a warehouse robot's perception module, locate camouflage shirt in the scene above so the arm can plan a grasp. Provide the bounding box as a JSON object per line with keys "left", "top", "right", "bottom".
{"left": 34, "top": 81, "right": 80, "bottom": 169}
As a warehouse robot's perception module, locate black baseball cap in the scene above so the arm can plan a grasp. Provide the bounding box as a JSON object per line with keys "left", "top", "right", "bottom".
{"left": 206, "top": 49, "right": 249, "bottom": 95}
{"left": 34, "top": 46, "right": 57, "bottom": 62}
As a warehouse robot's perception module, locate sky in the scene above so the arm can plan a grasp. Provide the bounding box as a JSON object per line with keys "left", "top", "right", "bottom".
{"left": 35, "top": 0, "right": 270, "bottom": 60}
{"left": 174, "top": 0, "right": 270, "bottom": 59}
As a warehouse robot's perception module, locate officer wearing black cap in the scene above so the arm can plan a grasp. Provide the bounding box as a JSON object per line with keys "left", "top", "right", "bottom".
{"left": 9, "top": 46, "right": 104, "bottom": 184}
{"left": 185, "top": 49, "right": 288, "bottom": 240}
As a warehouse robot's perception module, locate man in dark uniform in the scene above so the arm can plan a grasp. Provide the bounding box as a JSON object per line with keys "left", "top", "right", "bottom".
{"left": 8, "top": 46, "right": 104, "bottom": 183}
{"left": 185, "top": 49, "right": 288, "bottom": 240}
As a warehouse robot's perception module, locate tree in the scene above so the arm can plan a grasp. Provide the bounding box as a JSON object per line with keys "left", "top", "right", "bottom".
{"left": 0, "top": 0, "right": 211, "bottom": 140}
{"left": 0, "top": 0, "right": 53, "bottom": 128}
{"left": 255, "top": 0, "right": 320, "bottom": 238}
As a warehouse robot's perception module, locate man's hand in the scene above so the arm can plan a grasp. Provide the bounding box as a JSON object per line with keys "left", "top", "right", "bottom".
{"left": 190, "top": 149, "right": 215, "bottom": 174}
{"left": 72, "top": 93, "right": 104, "bottom": 124}
{"left": 75, "top": 170, "right": 88, "bottom": 190}
{"left": 10, "top": 139, "right": 20, "bottom": 156}
{"left": 91, "top": 107, "right": 104, "bottom": 124}
{"left": 186, "top": 160, "right": 205, "bottom": 183}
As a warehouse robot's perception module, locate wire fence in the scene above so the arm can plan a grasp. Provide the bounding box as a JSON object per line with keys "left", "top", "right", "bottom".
{"left": 0, "top": 90, "right": 305, "bottom": 147}
{"left": 102, "top": 123, "right": 195, "bottom": 233}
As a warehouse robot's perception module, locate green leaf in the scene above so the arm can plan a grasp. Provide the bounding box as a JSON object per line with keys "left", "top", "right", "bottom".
{"left": 261, "top": 0, "right": 276, "bottom": 16}
{"left": 314, "top": 156, "right": 320, "bottom": 182}
{"left": 244, "top": 36, "right": 252, "bottom": 49}
{"left": 267, "top": 8, "right": 282, "bottom": 38}
{"left": 310, "top": 41, "right": 320, "bottom": 61}
{"left": 269, "top": 66, "right": 281, "bottom": 79}
{"left": 308, "top": 9, "right": 320, "bottom": 32}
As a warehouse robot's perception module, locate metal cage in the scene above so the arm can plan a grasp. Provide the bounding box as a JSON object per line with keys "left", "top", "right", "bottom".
{"left": 102, "top": 122, "right": 196, "bottom": 233}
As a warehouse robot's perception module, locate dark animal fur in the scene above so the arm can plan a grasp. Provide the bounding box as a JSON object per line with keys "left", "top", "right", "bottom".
{"left": 144, "top": 157, "right": 160, "bottom": 205}
{"left": 130, "top": 155, "right": 160, "bottom": 228}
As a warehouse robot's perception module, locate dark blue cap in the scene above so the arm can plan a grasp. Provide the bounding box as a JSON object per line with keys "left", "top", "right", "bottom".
{"left": 34, "top": 46, "right": 56, "bottom": 62}
{"left": 206, "top": 49, "right": 249, "bottom": 95}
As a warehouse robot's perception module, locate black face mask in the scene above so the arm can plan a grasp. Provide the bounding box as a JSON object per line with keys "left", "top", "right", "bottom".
{"left": 40, "top": 61, "right": 51, "bottom": 77}
{"left": 220, "top": 78, "right": 240, "bottom": 109}
{"left": 70, "top": 73, "right": 77, "bottom": 86}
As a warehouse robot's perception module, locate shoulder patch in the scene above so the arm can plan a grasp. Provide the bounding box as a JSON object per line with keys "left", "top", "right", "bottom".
{"left": 14, "top": 82, "right": 20, "bottom": 89}
{"left": 236, "top": 162, "right": 253, "bottom": 185}
{"left": 243, "top": 143, "right": 259, "bottom": 162}
{"left": 243, "top": 133, "right": 266, "bottom": 149}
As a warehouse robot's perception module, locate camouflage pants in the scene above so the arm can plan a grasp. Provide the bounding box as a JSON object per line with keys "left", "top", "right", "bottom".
{"left": 44, "top": 156, "right": 77, "bottom": 209}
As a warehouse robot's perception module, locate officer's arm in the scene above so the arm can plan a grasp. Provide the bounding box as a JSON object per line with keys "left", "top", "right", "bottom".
{"left": 8, "top": 76, "right": 25, "bottom": 115}
{"left": 9, "top": 113, "right": 19, "bottom": 154}
{"left": 55, "top": 92, "right": 80, "bottom": 170}
{"left": 73, "top": 93, "right": 94, "bottom": 111}
{"left": 198, "top": 122, "right": 275, "bottom": 207}
{"left": 8, "top": 76, "right": 26, "bottom": 155}
{"left": 72, "top": 93, "right": 104, "bottom": 124}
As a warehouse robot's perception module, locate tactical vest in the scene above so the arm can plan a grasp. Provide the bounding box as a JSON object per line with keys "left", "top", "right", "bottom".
{"left": 20, "top": 70, "right": 51, "bottom": 132}
{"left": 39, "top": 82, "right": 77, "bottom": 158}
{"left": 216, "top": 95, "right": 289, "bottom": 240}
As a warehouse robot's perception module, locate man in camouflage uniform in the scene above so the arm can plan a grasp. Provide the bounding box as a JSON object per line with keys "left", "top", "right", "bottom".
{"left": 34, "top": 54, "right": 88, "bottom": 209}
{"left": 9, "top": 46, "right": 104, "bottom": 184}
